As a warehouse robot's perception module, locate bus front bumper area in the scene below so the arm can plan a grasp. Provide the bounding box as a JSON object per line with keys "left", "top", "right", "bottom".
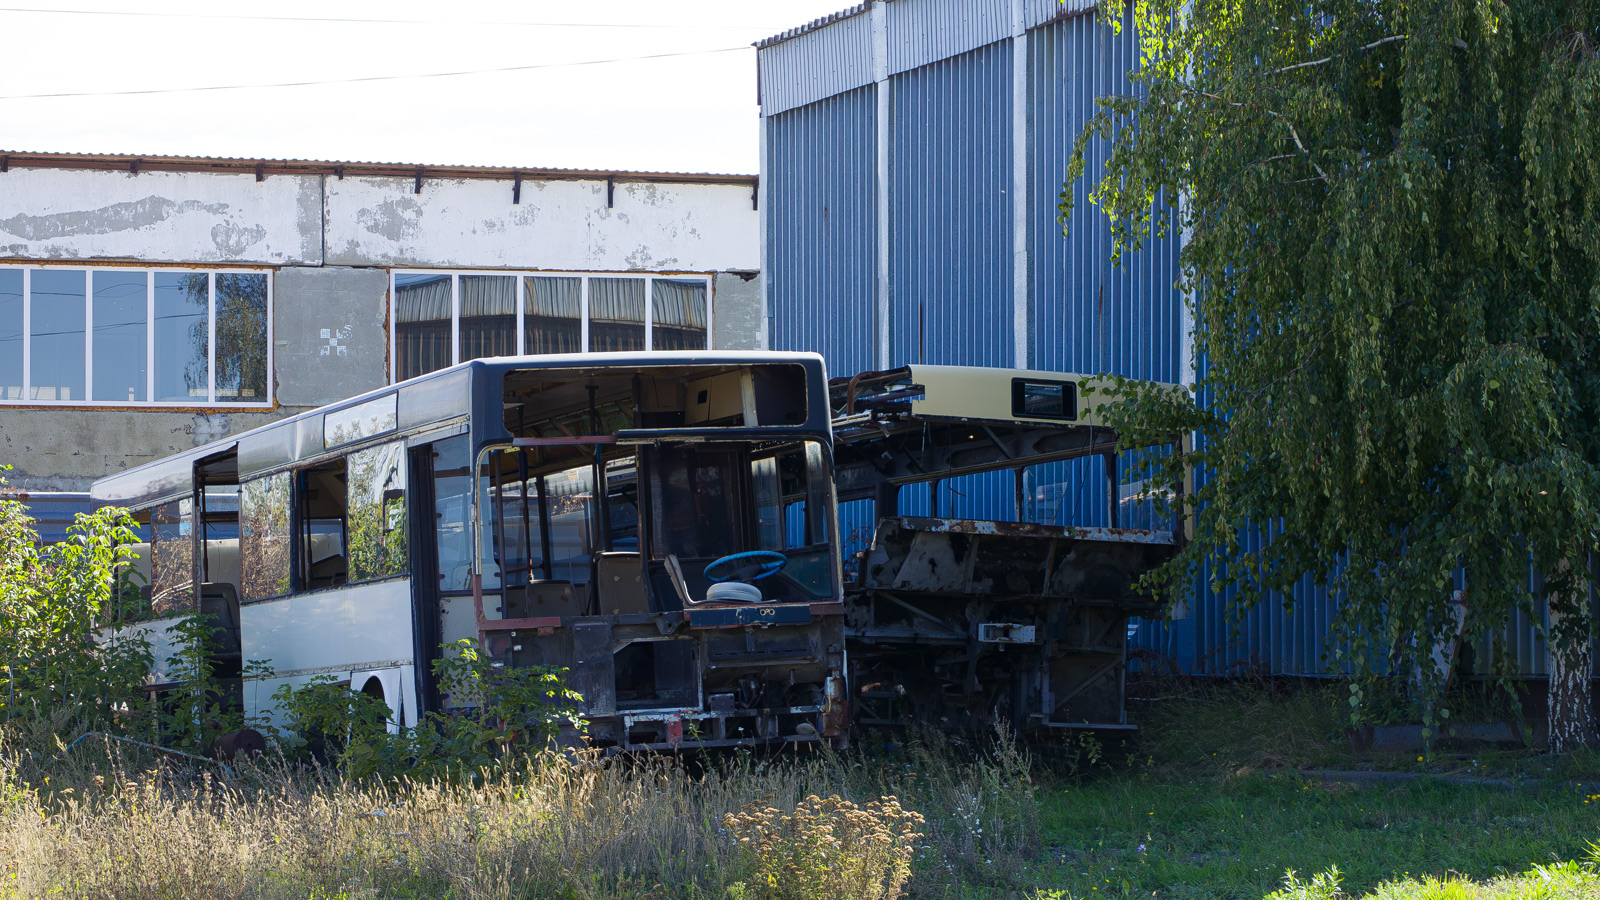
{"left": 480, "top": 602, "right": 848, "bottom": 752}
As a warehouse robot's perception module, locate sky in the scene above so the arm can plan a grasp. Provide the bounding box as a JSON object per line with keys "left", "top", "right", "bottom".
{"left": 0, "top": 1, "right": 853, "bottom": 175}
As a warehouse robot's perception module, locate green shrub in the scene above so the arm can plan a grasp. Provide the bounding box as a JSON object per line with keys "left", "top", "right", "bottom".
{"left": 270, "top": 639, "right": 582, "bottom": 779}
{"left": 723, "top": 794, "right": 924, "bottom": 900}
{"left": 0, "top": 472, "right": 151, "bottom": 734}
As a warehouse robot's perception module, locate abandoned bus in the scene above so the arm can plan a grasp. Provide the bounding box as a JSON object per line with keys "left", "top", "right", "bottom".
{"left": 830, "top": 365, "right": 1188, "bottom": 734}
{"left": 91, "top": 351, "right": 848, "bottom": 751}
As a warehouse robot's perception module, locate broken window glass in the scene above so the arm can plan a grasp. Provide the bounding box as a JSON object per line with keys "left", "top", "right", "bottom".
{"left": 151, "top": 498, "right": 196, "bottom": 616}
{"left": 347, "top": 441, "right": 409, "bottom": 583}
{"left": 214, "top": 273, "right": 268, "bottom": 402}
{"left": 91, "top": 270, "right": 148, "bottom": 403}
{"left": 240, "top": 472, "right": 292, "bottom": 601}
{"left": 153, "top": 271, "right": 209, "bottom": 402}
{"left": 459, "top": 274, "right": 517, "bottom": 362}
{"left": 29, "top": 268, "right": 85, "bottom": 402}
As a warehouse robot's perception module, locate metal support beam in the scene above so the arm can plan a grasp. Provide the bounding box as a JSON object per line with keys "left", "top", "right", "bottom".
{"left": 1011, "top": 0, "right": 1031, "bottom": 369}
{"left": 872, "top": 0, "right": 892, "bottom": 370}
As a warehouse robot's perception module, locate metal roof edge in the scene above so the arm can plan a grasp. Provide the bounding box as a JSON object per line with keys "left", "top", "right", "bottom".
{"left": 754, "top": 2, "right": 871, "bottom": 50}
{"left": 0, "top": 151, "right": 758, "bottom": 186}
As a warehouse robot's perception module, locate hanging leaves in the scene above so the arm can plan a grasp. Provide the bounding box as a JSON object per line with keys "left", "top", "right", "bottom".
{"left": 1067, "top": 0, "right": 1600, "bottom": 728}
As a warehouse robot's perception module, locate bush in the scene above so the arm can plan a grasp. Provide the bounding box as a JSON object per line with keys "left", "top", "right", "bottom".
{"left": 723, "top": 794, "right": 925, "bottom": 900}
{"left": 0, "top": 472, "right": 151, "bottom": 735}
{"left": 270, "top": 639, "right": 583, "bottom": 779}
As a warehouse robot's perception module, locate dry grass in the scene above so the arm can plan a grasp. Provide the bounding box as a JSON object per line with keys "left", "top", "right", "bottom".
{"left": 0, "top": 726, "right": 1034, "bottom": 900}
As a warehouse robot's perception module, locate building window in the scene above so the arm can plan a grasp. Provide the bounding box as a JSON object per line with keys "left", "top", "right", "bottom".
{"left": 0, "top": 265, "right": 272, "bottom": 407}
{"left": 390, "top": 271, "right": 712, "bottom": 383}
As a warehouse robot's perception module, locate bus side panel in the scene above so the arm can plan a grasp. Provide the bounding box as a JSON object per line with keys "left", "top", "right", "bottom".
{"left": 100, "top": 615, "right": 185, "bottom": 683}
{"left": 241, "top": 579, "right": 416, "bottom": 725}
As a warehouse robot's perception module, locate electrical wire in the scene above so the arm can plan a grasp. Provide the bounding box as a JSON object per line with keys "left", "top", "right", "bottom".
{"left": 0, "top": 6, "right": 784, "bottom": 30}
{"left": 0, "top": 46, "right": 750, "bottom": 101}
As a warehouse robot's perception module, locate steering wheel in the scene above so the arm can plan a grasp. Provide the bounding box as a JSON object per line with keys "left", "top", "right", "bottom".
{"left": 704, "top": 550, "right": 788, "bottom": 583}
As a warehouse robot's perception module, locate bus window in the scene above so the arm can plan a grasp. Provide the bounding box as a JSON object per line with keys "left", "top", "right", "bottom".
{"left": 240, "top": 472, "right": 293, "bottom": 601}
{"left": 348, "top": 441, "right": 409, "bottom": 583}
{"left": 545, "top": 464, "right": 595, "bottom": 585}
{"left": 151, "top": 498, "right": 195, "bottom": 616}
{"left": 750, "top": 441, "right": 835, "bottom": 600}
{"left": 604, "top": 456, "right": 640, "bottom": 553}
{"left": 647, "top": 445, "right": 745, "bottom": 562}
{"left": 432, "top": 435, "right": 473, "bottom": 592}
{"left": 297, "top": 459, "right": 348, "bottom": 590}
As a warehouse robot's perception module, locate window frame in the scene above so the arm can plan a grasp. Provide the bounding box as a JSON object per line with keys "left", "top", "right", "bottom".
{"left": 387, "top": 269, "right": 715, "bottom": 385}
{"left": 0, "top": 263, "right": 274, "bottom": 408}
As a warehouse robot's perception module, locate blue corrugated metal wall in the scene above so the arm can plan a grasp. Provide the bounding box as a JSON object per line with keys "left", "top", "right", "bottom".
{"left": 766, "top": 85, "right": 879, "bottom": 379}
{"left": 761, "top": 0, "right": 1588, "bottom": 681}
{"left": 1030, "top": 12, "right": 1179, "bottom": 383}
{"left": 889, "top": 41, "right": 1015, "bottom": 370}
{"left": 1026, "top": 10, "right": 1181, "bottom": 545}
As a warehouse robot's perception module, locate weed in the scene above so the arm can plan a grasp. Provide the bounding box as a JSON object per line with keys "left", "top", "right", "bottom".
{"left": 723, "top": 794, "right": 923, "bottom": 900}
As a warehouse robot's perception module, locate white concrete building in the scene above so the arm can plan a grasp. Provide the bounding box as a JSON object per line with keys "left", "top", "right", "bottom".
{"left": 0, "top": 151, "right": 763, "bottom": 493}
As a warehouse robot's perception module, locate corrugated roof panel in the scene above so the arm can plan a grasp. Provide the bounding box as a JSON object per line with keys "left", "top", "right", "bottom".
{"left": 756, "top": 3, "right": 871, "bottom": 49}
{"left": 889, "top": 40, "right": 1014, "bottom": 369}
{"left": 885, "top": 0, "right": 1011, "bottom": 75}
{"left": 765, "top": 85, "right": 879, "bottom": 377}
{"left": 0, "top": 150, "right": 755, "bottom": 184}
{"left": 758, "top": 9, "right": 875, "bottom": 116}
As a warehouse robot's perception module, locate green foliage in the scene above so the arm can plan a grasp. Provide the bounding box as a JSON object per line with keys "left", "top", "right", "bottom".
{"left": 1068, "top": 0, "right": 1600, "bottom": 725}
{"left": 158, "top": 614, "right": 261, "bottom": 755}
{"left": 1267, "top": 868, "right": 1344, "bottom": 900}
{"left": 0, "top": 469, "right": 152, "bottom": 732}
{"left": 270, "top": 639, "right": 582, "bottom": 779}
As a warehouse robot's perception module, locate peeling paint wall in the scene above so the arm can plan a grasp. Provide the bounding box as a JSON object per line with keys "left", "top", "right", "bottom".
{"left": 323, "top": 177, "right": 759, "bottom": 271}
{"left": 0, "top": 163, "right": 763, "bottom": 490}
{"left": 0, "top": 168, "right": 322, "bottom": 265}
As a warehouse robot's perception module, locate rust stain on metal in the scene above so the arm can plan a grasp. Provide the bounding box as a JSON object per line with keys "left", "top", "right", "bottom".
{"left": 821, "top": 674, "right": 850, "bottom": 737}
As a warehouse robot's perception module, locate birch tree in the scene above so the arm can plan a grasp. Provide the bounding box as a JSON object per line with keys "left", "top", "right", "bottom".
{"left": 1070, "top": 0, "right": 1600, "bottom": 749}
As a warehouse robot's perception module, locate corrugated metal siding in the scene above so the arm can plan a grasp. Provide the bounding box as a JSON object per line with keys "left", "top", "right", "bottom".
{"left": 766, "top": 86, "right": 880, "bottom": 378}
{"left": 896, "top": 471, "right": 1016, "bottom": 522}
{"left": 1025, "top": 8, "right": 1182, "bottom": 550}
{"left": 1023, "top": 0, "right": 1098, "bottom": 29}
{"left": 889, "top": 41, "right": 1014, "bottom": 368}
{"left": 884, "top": 0, "right": 1011, "bottom": 74}
{"left": 758, "top": 0, "right": 1584, "bottom": 682}
{"left": 1030, "top": 9, "right": 1178, "bottom": 382}
{"left": 758, "top": 9, "right": 875, "bottom": 116}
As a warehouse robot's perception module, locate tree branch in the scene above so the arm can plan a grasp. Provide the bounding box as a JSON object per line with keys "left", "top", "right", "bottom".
{"left": 1270, "top": 35, "right": 1408, "bottom": 75}
{"left": 1192, "top": 90, "right": 1327, "bottom": 182}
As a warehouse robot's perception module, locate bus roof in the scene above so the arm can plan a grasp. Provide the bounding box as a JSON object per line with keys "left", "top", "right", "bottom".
{"left": 91, "top": 350, "right": 830, "bottom": 509}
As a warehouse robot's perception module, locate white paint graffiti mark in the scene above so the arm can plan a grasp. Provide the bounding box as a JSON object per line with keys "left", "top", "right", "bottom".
{"left": 319, "top": 326, "right": 352, "bottom": 358}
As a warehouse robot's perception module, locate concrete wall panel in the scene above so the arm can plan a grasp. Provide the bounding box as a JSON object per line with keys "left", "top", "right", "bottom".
{"left": 0, "top": 168, "right": 321, "bottom": 265}
{"left": 0, "top": 408, "right": 290, "bottom": 492}
{"left": 272, "top": 266, "right": 391, "bottom": 408}
{"left": 323, "top": 177, "right": 760, "bottom": 272}
{"left": 711, "top": 271, "right": 763, "bottom": 351}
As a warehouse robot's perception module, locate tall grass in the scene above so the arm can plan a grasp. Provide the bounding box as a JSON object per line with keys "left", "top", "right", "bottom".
{"left": 0, "top": 726, "right": 1037, "bottom": 900}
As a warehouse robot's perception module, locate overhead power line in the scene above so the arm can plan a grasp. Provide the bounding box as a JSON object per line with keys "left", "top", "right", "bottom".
{"left": 0, "top": 46, "right": 750, "bottom": 102}
{"left": 0, "top": 6, "right": 785, "bottom": 30}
